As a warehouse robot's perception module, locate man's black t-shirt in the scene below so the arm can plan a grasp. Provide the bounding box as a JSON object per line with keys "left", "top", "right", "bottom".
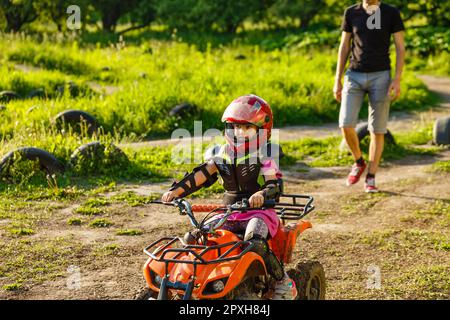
{"left": 341, "top": 3, "right": 405, "bottom": 72}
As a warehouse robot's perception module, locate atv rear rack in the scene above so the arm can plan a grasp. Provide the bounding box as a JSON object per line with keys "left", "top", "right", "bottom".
{"left": 275, "top": 193, "right": 315, "bottom": 224}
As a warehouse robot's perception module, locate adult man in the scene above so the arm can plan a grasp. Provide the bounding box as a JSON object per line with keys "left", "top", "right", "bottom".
{"left": 333, "top": 0, "right": 405, "bottom": 192}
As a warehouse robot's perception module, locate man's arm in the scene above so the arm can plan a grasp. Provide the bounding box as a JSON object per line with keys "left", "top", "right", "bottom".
{"left": 333, "top": 32, "right": 352, "bottom": 102}
{"left": 389, "top": 31, "right": 405, "bottom": 101}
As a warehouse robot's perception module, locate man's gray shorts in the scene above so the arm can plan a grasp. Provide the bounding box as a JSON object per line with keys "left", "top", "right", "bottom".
{"left": 339, "top": 69, "right": 391, "bottom": 134}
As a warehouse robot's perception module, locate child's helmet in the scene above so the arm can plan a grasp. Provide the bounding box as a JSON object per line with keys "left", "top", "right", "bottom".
{"left": 222, "top": 94, "right": 273, "bottom": 153}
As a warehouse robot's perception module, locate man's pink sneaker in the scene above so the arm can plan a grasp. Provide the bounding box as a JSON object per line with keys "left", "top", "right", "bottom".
{"left": 346, "top": 161, "right": 367, "bottom": 186}
{"left": 364, "top": 177, "right": 379, "bottom": 193}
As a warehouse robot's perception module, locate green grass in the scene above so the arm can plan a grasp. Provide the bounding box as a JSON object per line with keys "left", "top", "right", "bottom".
{"left": 93, "top": 244, "right": 120, "bottom": 256}
{"left": 0, "top": 32, "right": 437, "bottom": 140}
{"left": 67, "top": 218, "right": 83, "bottom": 226}
{"left": 7, "top": 227, "right": 34, "bottom": 237}
{"left": 89, "top": 218, "right": 113, "bottom": 228}
{"left": 111, "top": 191, "right": 159, "bottom": 207}
{"left": 2, "top": 283, "right": 23, "bottom": 291}
{"left": 430, "top": 160, "right": 450, "bottom": 173}
{"left": 0, "top": 237, "right": 85, "bottom": 288}
{"left": 116, "top": 229, "right": 143, "bottom": 236}
{"left": 388, "top": 265, "right": 450, "bottom": 299}
{"left": 414, "top": 200, "right": 450, "bottom": 228}
{"left": 74, "top": 206, "right": 104, "bottom": 216}
{"left": 357, "top": 228, "right": 450, "bottom": 253}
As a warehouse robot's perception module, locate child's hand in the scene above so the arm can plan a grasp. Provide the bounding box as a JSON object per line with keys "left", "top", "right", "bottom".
{"left": 162, "top": 191, "right": 178, "bottom": 203}
{"left": 249, "top": 191, "right": 264, "bottom": 208}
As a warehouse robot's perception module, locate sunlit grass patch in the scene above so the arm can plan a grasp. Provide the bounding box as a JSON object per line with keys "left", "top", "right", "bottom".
{"left": 67, "top": 218, "right": 83, "bottom": 226}
{"left": 89, "top": 218, "right": 113, "bottom": 228}
{"left": 414, "top": 200, "right": 450, "bottom": 227}
{"left": 387, "top": 265, "right": 450, "bottom": 299}
{"left": 0, "top": 237, "right": 85, "bottom": 288}
{"left": 116, "top": 229, "right": 143, "bottom": 236}
{"left": 430, "top": 160, "right": 450, "bottom": 173}
{"left": 110, "top": 191, "right": 159, "bottom": 207}
{"left": 73, "top": 207, "right": 105, "bottom": 216}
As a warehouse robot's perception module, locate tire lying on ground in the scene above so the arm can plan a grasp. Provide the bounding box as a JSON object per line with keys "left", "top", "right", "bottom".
{"left": 69, "top": 141, "right": 129, "bottom": 175}
{"left": 169, "top": 102, "right": 197, "bottom": 117}
{"left": 56, "top": 81, "right": 81, "bottom": 97}
{"left": 433, "top": 116, "right": 450, "bottom": 145}
{"left": 339, "top": 122, "right": 396, "bottom": 152}
{"left": 0, "top": 147, "right": 65, "bottom": 177}
{"left": 53, "top": 109, "right": 99, "bottom": 135}
{"left": 0, "top": 90, "right": 21, "bottom": 103}
{"left": 27, "top": 88, "right": 46, "bottom": 99}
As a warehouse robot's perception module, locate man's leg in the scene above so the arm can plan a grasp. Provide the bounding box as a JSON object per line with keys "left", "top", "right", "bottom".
{"left": 341, "top": 127, "right": 362, "bottom": 160}
{"left": 339, "top": 70, "right": 367, "bottom": 185}
{"left": 366, "top": 70, "right": 391, "bottom": 192}
{"left": 368, "top": 132, "right": 384, "bottom": 175}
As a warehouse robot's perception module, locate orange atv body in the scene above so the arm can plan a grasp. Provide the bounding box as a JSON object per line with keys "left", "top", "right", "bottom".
{"left": 142, "top": 200, "right": 313, "bottom": 300}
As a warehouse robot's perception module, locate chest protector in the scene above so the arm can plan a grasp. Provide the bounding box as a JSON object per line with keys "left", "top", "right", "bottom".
{"left": 212, "top": 145, "right": 265, "bottom": 205}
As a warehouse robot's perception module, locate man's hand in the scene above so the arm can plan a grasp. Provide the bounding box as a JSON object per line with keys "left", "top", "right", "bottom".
{"left": 333, "top": 80, "right": 343, "bottom": 102}
{"left": 162, "top": 190, "right": 178, "bottom": 203}
{"left": 388, "top": 78, "right": 401, "bottom": 101}
{"left": 249, "top": 191, "right": 265, "bottom": 208}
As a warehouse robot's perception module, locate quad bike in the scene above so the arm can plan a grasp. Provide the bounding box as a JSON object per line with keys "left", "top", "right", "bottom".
{"left": 136, "top": 194, "right": 325, "bottom": 300}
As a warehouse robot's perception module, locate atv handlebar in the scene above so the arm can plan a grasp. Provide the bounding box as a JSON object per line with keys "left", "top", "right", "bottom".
{"left": 152, "top": 194, "right": 315, "bottom": 230}
{"left": 151, "top": 198, "right": 276, "bottom": 231}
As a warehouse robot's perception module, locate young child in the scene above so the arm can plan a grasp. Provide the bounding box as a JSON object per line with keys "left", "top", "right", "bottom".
{"left": 161, "top": 94, "right": 297, "bottom": 300}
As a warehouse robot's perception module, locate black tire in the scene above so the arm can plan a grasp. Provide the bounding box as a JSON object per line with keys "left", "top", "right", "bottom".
{"left": 135, "top": 287, "right": 157, "bottom": 300}
{"left": 53, "top": 109, "right": 99, "bottom": 135}
{"left": 339, "top": 122, "right": 396, "bottom": 152}
{"left": 0, "top": 90, "right": 21, "bottom": 103}
{"left": 0, "top": 147, "right": 65, "bottom": 176}
{"left": 433, "top": 116, "right": 450, "bottom": 145}
{"left": 27, "top": 88, "right": 46, "bottom": 99}
{"left": 69, "top": 141, "right": 129, "bottom": 165}
{"left": 169, "top": 102, "right": 197, "bottom": 117}
{"left": 355, "top": 122, "right": 396, "bottom": 144}
{"left": 287, "top": 261, "right": 326, "bottom": 300}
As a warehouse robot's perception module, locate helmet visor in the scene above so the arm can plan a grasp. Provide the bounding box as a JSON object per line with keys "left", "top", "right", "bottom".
{"left": 221, "top": 100, "right": 267, "bottom": 127}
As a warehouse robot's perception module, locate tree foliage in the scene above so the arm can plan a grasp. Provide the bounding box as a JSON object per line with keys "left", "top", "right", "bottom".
{"left": 0, "top": 0, "right": 40, "bottom": 32}
{"left": 0, "top": 0, "right": 448, "bottom": 33}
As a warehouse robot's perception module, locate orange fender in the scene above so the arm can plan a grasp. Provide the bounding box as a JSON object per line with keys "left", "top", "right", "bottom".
{"left": 195, "top": 252, "right": 267, "bottom": 299}
{"left": 269, "top": 220, "right": 312, "bottom": 264}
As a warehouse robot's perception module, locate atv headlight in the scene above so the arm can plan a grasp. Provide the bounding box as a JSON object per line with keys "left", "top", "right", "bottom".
{"left": 154, "top": 274, "right": 162, "bottom": 285}
{"left": 212, "top": 280, "right": 225, "bottom": 292}
{"left": 203, "top": 277, "right": 229, "bottom": 295}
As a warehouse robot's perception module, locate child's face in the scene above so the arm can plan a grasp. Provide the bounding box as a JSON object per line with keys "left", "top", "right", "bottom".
{"left": 233, "top": 123, "right": 258, "bottom": 140}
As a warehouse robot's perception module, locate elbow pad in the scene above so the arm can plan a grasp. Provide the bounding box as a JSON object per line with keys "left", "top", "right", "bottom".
{"left": 169, "top": 162, "right": 218, "bottom": 198}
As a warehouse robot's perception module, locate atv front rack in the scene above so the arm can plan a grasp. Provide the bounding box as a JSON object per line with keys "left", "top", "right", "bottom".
{"left": 144, "top": 236, "right": 253, "bottom": 265}
{"left": 144, "top": 236, "right": 254, "bottom": 300}
{"left": 275, "top": 193, "right": 315, "bottom": 224}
